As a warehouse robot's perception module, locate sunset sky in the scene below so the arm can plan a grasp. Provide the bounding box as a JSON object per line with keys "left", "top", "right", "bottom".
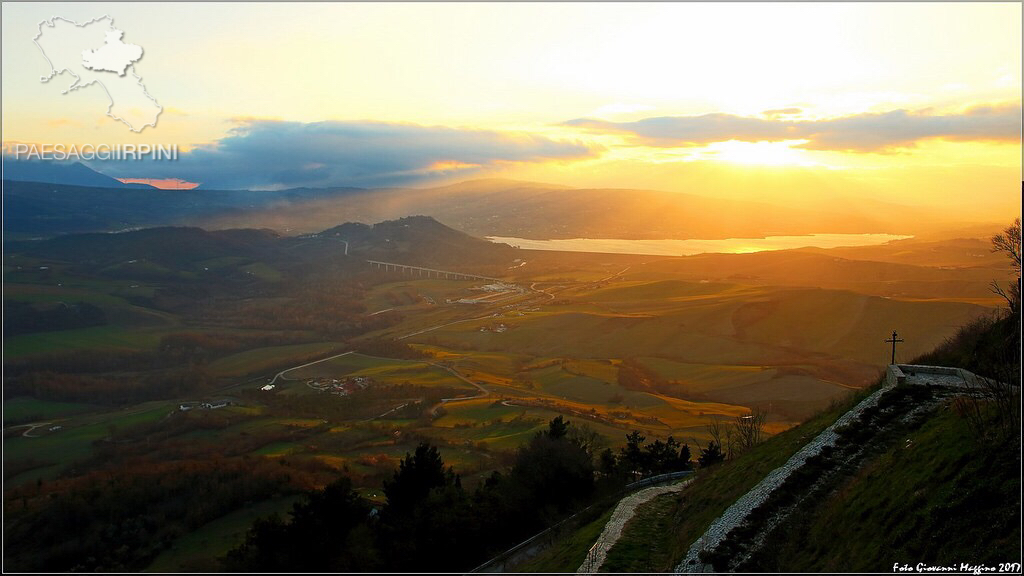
{"left": 2, "top": 2, "right": 1020, "bottom": 220}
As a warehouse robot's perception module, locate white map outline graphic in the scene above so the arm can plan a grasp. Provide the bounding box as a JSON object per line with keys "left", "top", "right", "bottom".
{"left": 33, "top": 15, "right": 163, "bottom": 133}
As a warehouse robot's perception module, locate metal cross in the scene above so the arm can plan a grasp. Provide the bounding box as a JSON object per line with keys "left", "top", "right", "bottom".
{"left": 885, "top": 330, "right": 904, "bottom": 365}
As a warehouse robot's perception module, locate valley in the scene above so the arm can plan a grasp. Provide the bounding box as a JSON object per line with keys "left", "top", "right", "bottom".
{"left": 2, "top": 212, "right": 1008, "bottom": 571}
{"left": 3, "top": 3, "right": 1019, "bottom": 571}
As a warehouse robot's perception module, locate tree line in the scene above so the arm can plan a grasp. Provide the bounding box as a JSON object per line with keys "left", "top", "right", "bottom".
{"left": 3, "top": 458, "right": 297, "bottom": 572}
{"left": 225, "top": 416, "right": 697, "bottom": 572}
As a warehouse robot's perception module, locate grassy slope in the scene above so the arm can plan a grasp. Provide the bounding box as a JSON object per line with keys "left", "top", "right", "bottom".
{"left": 602, "top": 312, "right": 1021, "bottom": 572}
{"left": 599, "top": 491, "right": 682, "bottom": 572}
{"left": 515, "top": 505, "right": 617, "bottom": 573}
{"left": 145, "top": 496, "right": 301, "bottom": 572}
{"left": 205, "top": 342, "right": 346, "bottom": 377}
{"left": 525, "top": 382, "right": 879, "bottom": 573}
{"left": 600, "top": 392, "right": 1022, "bottom": 572}
{"left": 755, "top": 404, "right": 1021, "bottom": 571}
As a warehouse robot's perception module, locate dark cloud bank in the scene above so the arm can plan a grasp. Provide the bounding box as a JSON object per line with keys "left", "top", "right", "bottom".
{"left": 564, "top": 104, "right": 1021, "bottom": 152}
{"left": 101, "top": 120, "right": 595, "bottom": 190}
{"left": 97, "top": 104, "right": 1017, "bottom": 190}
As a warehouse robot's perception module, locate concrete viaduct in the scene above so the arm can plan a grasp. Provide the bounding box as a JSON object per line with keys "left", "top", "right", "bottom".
{"left": 366, "top": 260, "right": 501, "bottom": 282}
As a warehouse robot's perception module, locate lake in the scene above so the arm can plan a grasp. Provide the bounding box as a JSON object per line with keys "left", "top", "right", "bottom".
{"left": 485, "top": 233, "right": 913, "bottom": 256}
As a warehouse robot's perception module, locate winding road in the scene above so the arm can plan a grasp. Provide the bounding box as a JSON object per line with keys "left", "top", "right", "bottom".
{"left": 267, "top": 351, "right": 355, "bottom": 385}
{"left": 9, "top": 422, "right": 54, "bottom": 437}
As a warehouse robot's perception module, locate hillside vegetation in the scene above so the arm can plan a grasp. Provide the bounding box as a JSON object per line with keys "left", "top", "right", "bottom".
{"left": 594, "top": 304, "right": 1020, "bottom": 572}
{"left": 3, "top": 213, "right": 1014, "bottom": 572}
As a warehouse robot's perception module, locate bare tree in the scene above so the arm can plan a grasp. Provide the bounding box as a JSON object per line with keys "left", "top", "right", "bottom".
{"left": 706, "top": 418, "right": 724, "bottom": 448}
{"left": 706, "top": 418, "right": 734, "bottom": 459}
{"left": 991, "top": 217, "right": 1022, "bottom": 269}
{"left": 955, "top": 367, "right": 1021, "bottom": 445}
{"left": 731, "top": 407, "right": 767, "bottom": 455}
{"left": 957, "top": 218, "right": 1022, "bottom": 445}
{"left": 567, "top": 422, "right": 603, "bottom": 457}
{"left": 989, "top": 218, "right": 1021, "bottom": 315}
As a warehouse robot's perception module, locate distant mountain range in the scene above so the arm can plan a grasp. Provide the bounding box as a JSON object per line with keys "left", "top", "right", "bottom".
{"left": 0, "top": 161, "right": 990, "bottom": 241}
{"left": 2, "top": 178, "right": 365, "bottom": 239}
{"left": 1, "top": 160, "right": 156, "bottom": 189}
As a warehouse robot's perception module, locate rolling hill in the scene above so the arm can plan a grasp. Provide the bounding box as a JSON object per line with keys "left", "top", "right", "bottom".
{"left": 196, "top": 179, "right": 907, "bottom": 240}
{"left": 6, "top": 171, "right": 997, "bottom": 242}
{"left": 4, "top": 216, "right": 517, "bottom": 282}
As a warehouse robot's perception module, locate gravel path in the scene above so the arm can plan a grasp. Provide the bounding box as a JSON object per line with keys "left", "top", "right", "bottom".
{"left": 578, "top": 480, "right": 692, "bottom": 573}
{"left": 675, "top": 382, "right": 895, "bottom": 573}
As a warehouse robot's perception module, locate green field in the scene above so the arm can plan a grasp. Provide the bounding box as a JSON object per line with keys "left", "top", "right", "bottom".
{"left": 637, "top": 358, "right": 774, "bottom": 391}
{"left": 4, "top": 402, "right": 174, "bottom": 486}
{"left": 3, "top": 397, "right": 99, "bottom": 424}
{"left": 206, "top": 342, "right": 346, "bottom": 377}
{"left": 450, "top": 351, "right": 533, "bottom": 376}
{"left": 283, "top": 352, "right": 474, "bottom": 391}
{"left": 363, "top": 278, "right": 475, "bottom": 312}
{"left": 3, "top": 325, "right": 169, "bottom": 357}
{"left": 2, "top": 282, "right": 137, "bottom": 306}
{"left": 434, "top": 398, "right": 524, "bottom": 425}
{"left": 250, "top": 441, "right": 301, "bottom": 456}
{"left": 145, "top": 495, "right": 302, "bottom": 572}
{"left": 432, "top": 402, "right": 548, "bottom": 450}
{"left": 240, "top": 262, "right": 282, "bottom": 282}
{"left": 586, "top": 279, "right": 743, "bottom": 304}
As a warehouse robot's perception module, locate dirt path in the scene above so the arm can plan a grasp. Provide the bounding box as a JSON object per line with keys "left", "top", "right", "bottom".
{"left": 577, "top": 479, "right": 692, "bottom": 573}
